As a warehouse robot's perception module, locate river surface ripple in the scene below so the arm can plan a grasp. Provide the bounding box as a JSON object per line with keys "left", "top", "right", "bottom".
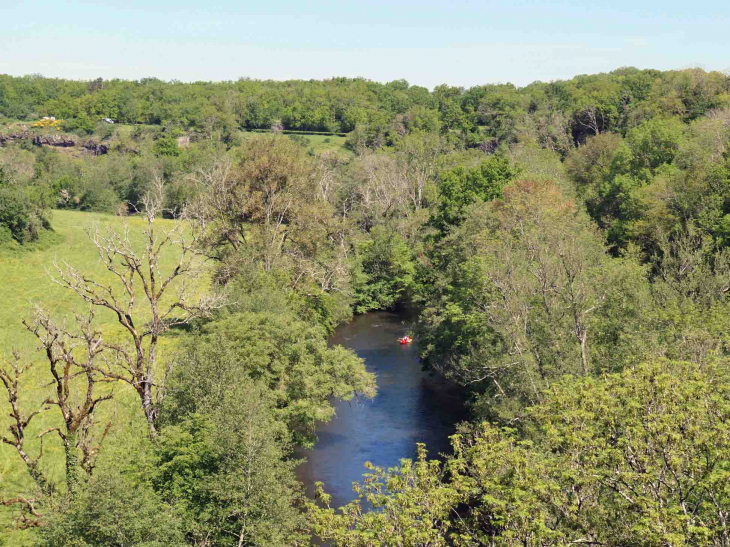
{"left": 295, "top": 310, "right": 467, "bottom": 510}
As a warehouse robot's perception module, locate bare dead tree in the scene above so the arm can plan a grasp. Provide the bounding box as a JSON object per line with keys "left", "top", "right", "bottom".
{"left": 1, "top": 495, "right": 44, "bottom": 529}
{"left": 396, "top": 134, "right": 441, "bottom": 211}
{"left": 1, "top": 306, "right": 117, "bottom": 525}
{"left": 576, "top": 105, "right": 602, "bottom": 137}
{"left": 21, "top": 306, "right": 115, "bottom": 492}
{"left": 187, "top": 156, "right": 240, "bottom": 254}
{"left": 358, "top": 153, "right": 412, "bottom": 224}
{"left": 536, "top": 111, "right": 573, "bottom": 156}
{"left": 314, "top": 152, "right": 341, "bottom": 204}
{"left": 49, "top": 176, "right": 225, "bottom": 436}
{"left": 1, "top": 352, "right": 53, "bottom": 499}
{"left": 1, "top": 356, "right": 51, "bottom": 530}
{"left": 354, "top": 138, "right": 440, "bottom": 230}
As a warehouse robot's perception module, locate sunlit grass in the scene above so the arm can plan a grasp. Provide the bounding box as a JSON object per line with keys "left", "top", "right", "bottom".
{"left": 0, "top": 209, "right": 211, "bottom": 544}
{"left": 238, "top": 130, "right": 354, "bottom": 158}
{"left": 305, "top": 133, "right": 353, "bottom": 157}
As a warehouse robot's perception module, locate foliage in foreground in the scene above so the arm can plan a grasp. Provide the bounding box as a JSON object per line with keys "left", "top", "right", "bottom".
{"left": 163, "top": 309, "right": 376, "bottom": 447}
{"left": 308, "top": 359, "right": 730, "bottom": 546}
{"left": 35, "top": 469, "right": 183, "bottom": 547}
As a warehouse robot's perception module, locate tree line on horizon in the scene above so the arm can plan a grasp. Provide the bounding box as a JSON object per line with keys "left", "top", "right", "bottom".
{"left": 1, "top": 67, "right": 729, "bottom": 146}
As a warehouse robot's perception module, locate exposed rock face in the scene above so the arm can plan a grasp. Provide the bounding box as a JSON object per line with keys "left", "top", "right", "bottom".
{"left": 0, "top": 131, "right": 30, "bottom": 145}
{"left": 1, "top": 132, "right": 109, "bottom": 156}
{"left": 32, "top": 134, "right": 75, "bottom": 147}
{"left": 84, "top": 140, "right": 109, "bottom": 155}
{"left": 1, "top": 132, "right": 74, "bottom": 147}
{"left": 0, "top": 132, "right": 76, "bottom": 148}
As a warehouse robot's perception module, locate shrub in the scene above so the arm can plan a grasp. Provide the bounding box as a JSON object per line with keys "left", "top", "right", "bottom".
{"left": 0, "top": 186, "right": 31, "bottom": 243}
{"left": 154, "top": 136, "right": 180, "bottom": 157}
{"left": 79, "top": 184, "right": 119, "bottom": 212}
{"left": 0, "top": 224, "right": 13, "bottom": 245}
{"left": 30, "top": 118, "right": 63, "bottom": 130}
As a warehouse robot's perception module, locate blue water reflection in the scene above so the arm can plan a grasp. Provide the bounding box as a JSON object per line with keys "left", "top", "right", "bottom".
{"left": 295, "top": 311, "right": 467, "bottom": 511}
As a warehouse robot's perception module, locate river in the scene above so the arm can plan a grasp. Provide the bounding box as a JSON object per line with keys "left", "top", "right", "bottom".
{"left": 295, "top": 310, "right": 468, "bottom": 510}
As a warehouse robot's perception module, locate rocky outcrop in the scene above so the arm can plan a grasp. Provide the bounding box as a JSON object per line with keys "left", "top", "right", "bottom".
{"left": 1, "top": 131, "right": 76, "bottom": 148}
{"left": 32, "top": 134, "right": 75, "bottom": 147}
{"left": 1, "top": 131, "right": 109, "bottom": 156}
{"left": 0, "top": 131, "right": 30, "bottom": 145}
{"left": 84, "top": 140, "right": 109, "bottom": 156}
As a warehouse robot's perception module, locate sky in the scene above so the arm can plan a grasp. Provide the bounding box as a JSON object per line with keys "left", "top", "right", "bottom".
{"left": 2, "top": 0, "right": 728, "bottom": 89}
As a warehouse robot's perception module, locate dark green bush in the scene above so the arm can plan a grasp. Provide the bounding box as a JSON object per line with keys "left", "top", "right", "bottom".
{"left": 0, "top": 186, "right": 32, "bottom": 242}
{"left": 79, "top": 184, "right": 119, "bottom": 213}
{"left": 154, "top": 136, "right": 180, "bottom": 157}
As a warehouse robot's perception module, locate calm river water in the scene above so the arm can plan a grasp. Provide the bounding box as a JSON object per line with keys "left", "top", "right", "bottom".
{"left": 295, "top": 311, "right": 467, "bottom": 510}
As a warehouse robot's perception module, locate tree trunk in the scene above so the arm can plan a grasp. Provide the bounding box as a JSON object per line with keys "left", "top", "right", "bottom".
{"left": 142, "top": 384, "right": 158, "bottom": 437}
{"left": 64, "top": 432, "right": 80, "bottom": 498}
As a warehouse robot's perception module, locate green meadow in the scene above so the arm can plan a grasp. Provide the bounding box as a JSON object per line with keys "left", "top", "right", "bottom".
{"left": 239, "top": 130, "right": 353, "bottom": 158}
{"left": 0, "top": 209, "right": 208, "bottom": 544}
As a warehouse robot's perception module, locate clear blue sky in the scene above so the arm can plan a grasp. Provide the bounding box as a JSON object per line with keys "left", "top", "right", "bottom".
{"left": 2, "top": 0, "right": 728, "bottom": 89}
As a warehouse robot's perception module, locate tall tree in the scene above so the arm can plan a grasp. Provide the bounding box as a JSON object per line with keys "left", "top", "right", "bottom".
{"left": 420, "top": 179, "right": 650, "bottom": 420}
{"left": 49, "top": 177, "right": 224, "bottom": 436}
{"left": 1, "top": 307, "right": 115, "bottom": 527}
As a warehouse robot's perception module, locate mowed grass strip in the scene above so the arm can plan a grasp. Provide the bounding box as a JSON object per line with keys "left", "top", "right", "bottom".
{"left": 0, "top": 209, "right": 211, "bottom": 543}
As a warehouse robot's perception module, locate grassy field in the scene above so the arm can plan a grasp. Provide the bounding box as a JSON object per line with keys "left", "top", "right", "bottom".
{"left": 239, "top": 130, "right": 353, "bottom": 158}
{"left": 0, "top": 209, "right": 209, "bottom": 544}
{"left": 305, "top": 133, "right": 353, "bottom": 156}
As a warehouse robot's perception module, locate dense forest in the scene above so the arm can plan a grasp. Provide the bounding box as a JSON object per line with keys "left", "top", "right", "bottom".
{"left": 2, "top": 66, "right": 730, "bottom": 546}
